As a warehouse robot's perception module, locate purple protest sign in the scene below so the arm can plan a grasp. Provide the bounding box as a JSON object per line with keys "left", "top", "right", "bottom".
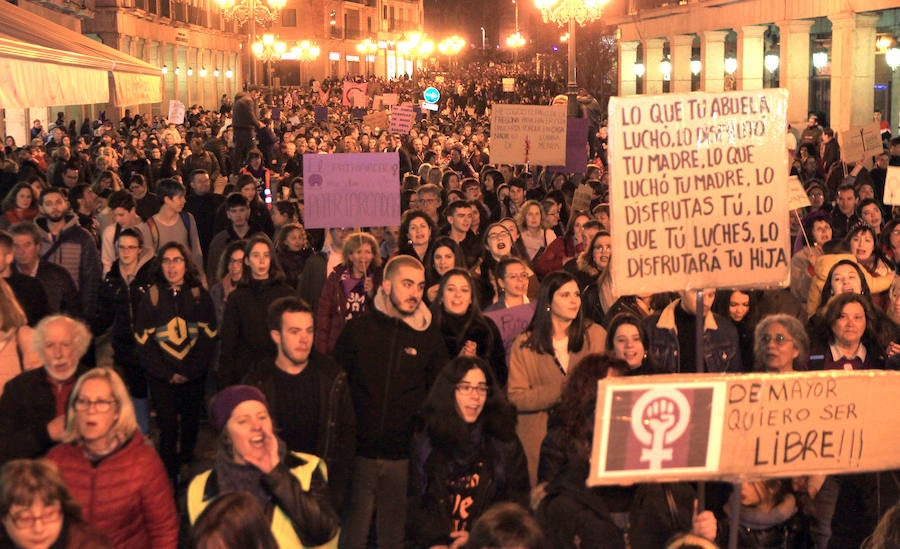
{"left": 484, "top": 303, "right": 536, "bottom": 366}
{"left": 302, "top": 152, "right": 401, "bottom": 229}
{"left": 314, "top": 106, "right": 328, "bottom": 123}
{"left": 546, "top": 117, "right": 589, "bottom": 173}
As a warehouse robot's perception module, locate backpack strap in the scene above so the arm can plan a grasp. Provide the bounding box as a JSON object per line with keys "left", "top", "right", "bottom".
{"left": 180, "top": 211, "right": 194, "bottom": 251}
{"left": 146, "top": 216, "right": 160, "bottom": 250}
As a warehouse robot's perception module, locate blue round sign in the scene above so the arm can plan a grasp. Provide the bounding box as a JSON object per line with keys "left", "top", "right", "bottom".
{"left": 423, "top": 87, "right": 441, "bottom": 104}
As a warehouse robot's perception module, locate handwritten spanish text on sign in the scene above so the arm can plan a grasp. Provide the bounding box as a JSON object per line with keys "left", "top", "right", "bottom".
{"left": 839, "top": 122, "right": 883, "bottom": 162}
{"left": 588, "top": 371, "right": 900, "bottom": 486}
{"left": 389, "top": 105, "right": 415, "bottom": 135}
{"left": 302, "top": 152, "right": 401, "bottom": 229}
{"left": 490, "top": 104, "right": 567, "bottom": 166}
{"left": 608, "top": 90, "right": 790, "bottom": 295}
{"left": 167, "top": 100, "right": 185, "bottom": 125}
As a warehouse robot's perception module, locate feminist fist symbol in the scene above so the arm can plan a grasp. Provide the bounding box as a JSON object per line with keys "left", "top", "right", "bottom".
{"left": 630, "top": 389, "right": 691, "bottom": 469}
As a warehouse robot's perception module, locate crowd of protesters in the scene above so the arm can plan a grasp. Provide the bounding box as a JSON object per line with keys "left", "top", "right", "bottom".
{"left": 0, "top": 63, "right": 897, "bottom": 549}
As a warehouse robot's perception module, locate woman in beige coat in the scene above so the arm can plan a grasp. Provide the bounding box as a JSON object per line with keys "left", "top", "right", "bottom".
{"left": 508, "top": 271, "right": 607, "bottom": 486}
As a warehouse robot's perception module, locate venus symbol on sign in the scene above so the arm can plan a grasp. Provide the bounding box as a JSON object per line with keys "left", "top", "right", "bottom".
{"left": 630, "top": 389, "right": 691, "bottom": 469}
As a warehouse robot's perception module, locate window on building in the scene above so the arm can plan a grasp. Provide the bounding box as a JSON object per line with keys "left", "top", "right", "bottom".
{"left": 282, "top": 8, "right": 296, "bottom": 26}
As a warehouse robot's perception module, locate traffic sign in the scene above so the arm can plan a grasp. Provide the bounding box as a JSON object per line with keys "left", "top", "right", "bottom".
{"left": 423, "top": 87, "right": 440, "bottom": 104}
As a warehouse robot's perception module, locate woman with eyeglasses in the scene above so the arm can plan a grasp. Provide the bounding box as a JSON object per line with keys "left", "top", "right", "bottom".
{"left": 134, "top": 242, "right": 217, "bottom": 483}
{"left": 46, "top": 368, "right": 178, "bottom": 548}
{"left": 0, "top": 459, "right": 112, "bottom": 549}
{"left": 407, "top": 356, "right": 529, "bottom": 549}
{"left": 508, "top": 271, "right": 607, "bottom": 486}
{"left": 95, "top": 228, "right": 156, "bottom": 434}
{"left": 752, "top": 315, "right": 809, "bottom": 373}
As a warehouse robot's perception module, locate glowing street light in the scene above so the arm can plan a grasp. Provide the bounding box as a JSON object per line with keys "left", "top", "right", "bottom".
{"left": 216, "top": 0, "right": 285, "bottom": 85}
{"left": 534, "top": 0, "right": 610, "bottom": 116}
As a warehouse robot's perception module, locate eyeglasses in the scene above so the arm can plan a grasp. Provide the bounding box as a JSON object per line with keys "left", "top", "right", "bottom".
{"left": 228, "top": 257, "right": 245, "bottom": 264}
{"left": 487, "top": 232, "right": 510, "bottom": 241}
{"left": 116, "top": 245, "right": 139, "bottom": 251}
{"left": 456, "top": 383, "right": 489, "bottom": 396}
{"left": 73, "top": 398, "right": 117, "bottom": 413}
{"left": 760, "top": 334, "right": 793, "bottom": 345}
{"left": 161, "top": 257, "right": 185, "bottom": 265}
{"left": 504, "top": 272, "right": 530, "bottom": 280}
{"left": 8, "top": 506, "right": 61, "bottom": 529}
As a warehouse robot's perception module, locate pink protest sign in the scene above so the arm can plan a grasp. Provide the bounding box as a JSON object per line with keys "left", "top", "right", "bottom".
{"left": 303, "top": 152, "right": 401, "bottom": 229}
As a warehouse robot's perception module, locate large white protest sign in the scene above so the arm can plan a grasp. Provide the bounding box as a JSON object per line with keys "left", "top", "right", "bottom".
{"left": 589, "top": 371, "right": 900, "bottom": 485}
{"left": 303, "top": 153, "right": 401, "bottom": 229}
{"left": 608, "top": 90, "right": 790, "bottom": 295}
{"left": 490, "top": 104, "right": 567, "bottom": 166}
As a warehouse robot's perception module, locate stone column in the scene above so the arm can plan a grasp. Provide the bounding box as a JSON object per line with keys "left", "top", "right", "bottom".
{"left": 829, "top": 12, "right": 879, "bottom": 133}
{"left": 700, "top": 30, "right": 728, "bottom": 92}
{"left": 176, "top": 45, "right": 188, "bottom": 106}
{"left": 737, "top": 25, "right": 766, "bottom": 91}
{"left": 643, "top": 38, "right": 666, "bottom": 95}
{"left": 777, "top": 19, "right": 814, "bottom": 127}
{"left": 669, "top": 34, "right": 694, "bottom": 93}
{"left": 618, "top": 40, "right": 639, "bottom": 96}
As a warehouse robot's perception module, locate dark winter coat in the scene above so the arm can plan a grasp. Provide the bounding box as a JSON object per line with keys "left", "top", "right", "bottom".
{"left": 242, "top": 353, "right": 356, "bottom": 511}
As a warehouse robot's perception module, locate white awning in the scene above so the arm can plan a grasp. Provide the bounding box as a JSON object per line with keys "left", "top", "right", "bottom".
{"left": 0, "top": 1, "right": 161, "bottom": 108}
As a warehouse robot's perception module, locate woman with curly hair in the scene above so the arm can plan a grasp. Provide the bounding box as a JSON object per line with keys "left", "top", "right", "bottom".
{"left": 397, "top": 209, "right": 437, "bottom": 263}
{"left": 535, "top": 353, "right": 628, "bottom": 549}
{"left": 407, "top": 356, "right": 529, "bottom": 549}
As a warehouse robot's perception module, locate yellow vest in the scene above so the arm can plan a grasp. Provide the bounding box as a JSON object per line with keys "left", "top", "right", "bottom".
{"left": 187, "top": 452, "right": 339, "bottom": 549}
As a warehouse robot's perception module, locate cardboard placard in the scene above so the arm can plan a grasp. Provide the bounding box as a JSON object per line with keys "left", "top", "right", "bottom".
{"left": 589, "top": 371, "right": 900, "bottom": 486}
{"left": 839, "top": 122, "right": 884, "bottom": 162}
{"left": 788, "top": 175, "right": 811, "bottom": 210}
{"left": 363, "top": 111, "right": 389, "bottom": 130}
{"left": 382, "top": 93, "right": 399, "bottom": 106}
{"left": 389, "top": 105, "right": 415, "bottom": 135}
{"left": 608, "top": 90, "right": 790, "bottom": 295}
{"left": 484, "top": 303, "right": 536, "bottom": 366}
{"left": 884, "top": 166, "right": 900, "bottom": 206}
{"left": 303, "top": 152, "right": 401, "bottom": 229}
{"left": 502, "top": 78, "right": 516, "bottom": 92}
{"left": 167, "top": 100, "right": 185, "bottom": 125}
{"left": 490, "top": 104, "right": 567, "bottom": 166}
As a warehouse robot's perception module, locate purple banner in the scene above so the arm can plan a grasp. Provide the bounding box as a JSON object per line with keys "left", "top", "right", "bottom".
{"left": 302, "top": 152, "right": 401, "bottom": 229}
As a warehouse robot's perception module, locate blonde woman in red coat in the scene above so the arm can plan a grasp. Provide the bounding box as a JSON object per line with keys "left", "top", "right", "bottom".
{"left": 45, "top": 368, "right": 177, "bottom": 549}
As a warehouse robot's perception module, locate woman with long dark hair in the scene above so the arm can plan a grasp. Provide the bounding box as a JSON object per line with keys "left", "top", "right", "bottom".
{"left": 397, "top": 209, "right": 436, "bottom": 263}
{"left": 424, "top": 237, "right": 467, "bottom": 304}
{"left": 134, "top": 241, "right": 217, "bottom": 481}
{"left": 407, "top": 357, "right": 529, "bottom": 548}
{"left": 431, "top": 269, "right": 507, "bottom": 386}
{"left": 508, "top": 271, "right": 607, "bottom": 485}
{"left": 218, "top": 235, "right": 294, "bottom": 388}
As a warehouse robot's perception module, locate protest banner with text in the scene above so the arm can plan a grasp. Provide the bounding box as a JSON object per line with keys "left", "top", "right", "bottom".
{"left": 608, "top": 90, "right": 790, "bottom": 295}
{"left": 839, "top": 122, "right": 883, "bottom": 162}
{"left": 588, "top": 371, "right": 900, "bottom": 486}
{"left": 490, "top": 104, "right": 567, "bottom": 166}
{"left": 302, "top": 152, "right": 401, "bottom": 229}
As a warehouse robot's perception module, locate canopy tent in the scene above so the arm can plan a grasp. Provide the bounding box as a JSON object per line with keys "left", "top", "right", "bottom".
{"left": 0, "top": 0, "right": 161, "bottom": 108}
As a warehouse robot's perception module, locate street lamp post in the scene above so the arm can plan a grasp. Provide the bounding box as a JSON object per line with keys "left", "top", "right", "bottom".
{"left": 293, "top": 40, "right": 321, "bottom": 86}
{"left": 357, "top": 38, "right": 378, "bottom": 77}
{"left": 216, "top": 0, "right": 285, "bottom": 87}
{"left": 252, "top": 33, "right": 286, "bottom": 86}
{"left": 438, "top": 36, "right": 465, "bottom": 71}
{"left": 534, "top": 0, "right": 609, "bottom": 117}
